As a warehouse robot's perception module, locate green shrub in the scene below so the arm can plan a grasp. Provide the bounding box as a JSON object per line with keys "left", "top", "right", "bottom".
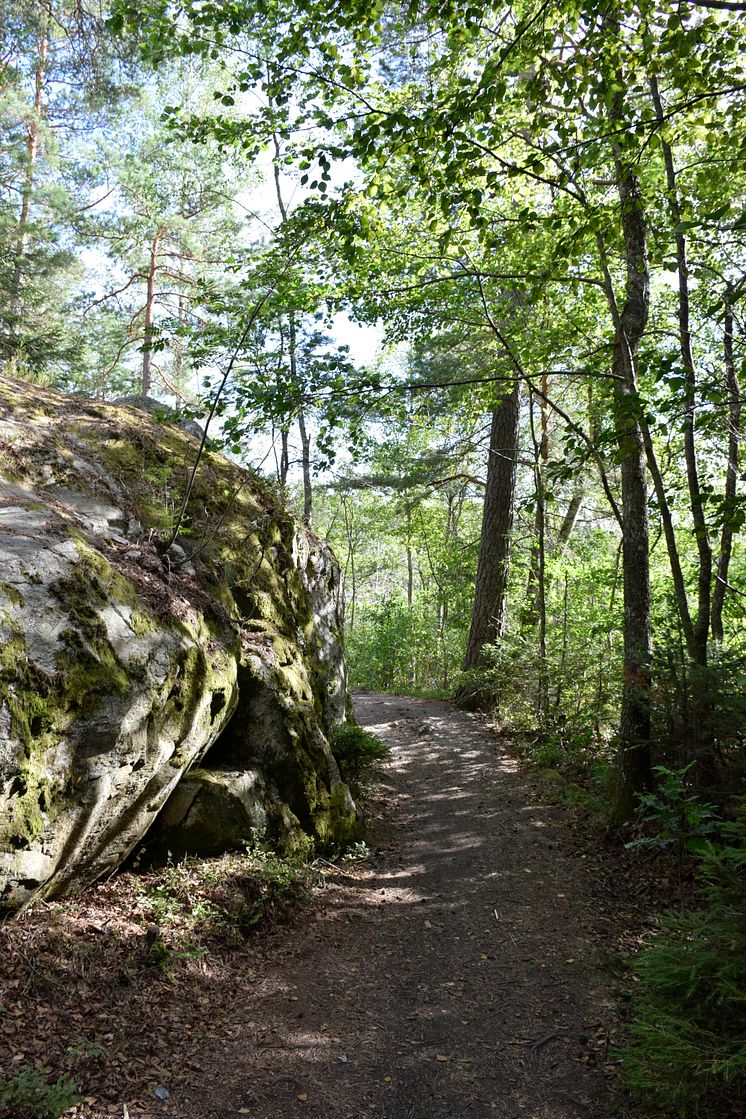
{"left": 453, "top": 623, "right": 620, "bottom": 776}
{"left": 0, "top": 1066, "right": 78, "bottom": 1119}
{"left": 330, "top": 723, "right": 389, "bottom": 779}
{"left": 650, "top": 633, "right": 746, "bottom": 776}
{"left": 131, "top": 849, "right": 312, "bottom": 963}
{"left": 628, "top": 765, "right": 717, "bottom": 857}
{"left": 621, "top": 810, "right": 746, "bottom": 1115}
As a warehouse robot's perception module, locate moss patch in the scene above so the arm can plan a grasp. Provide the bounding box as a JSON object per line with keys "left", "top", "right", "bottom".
{"left": 0, "top": 582, "right": 24, "bottom": 608}
{"left": 0, "top": 633, "right": 71, "bottom": 847}
{"left": 66, "top": 537, "right": 140, "bottom": 614}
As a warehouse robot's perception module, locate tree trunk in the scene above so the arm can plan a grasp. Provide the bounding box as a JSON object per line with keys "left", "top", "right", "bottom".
{"left": 141, "top": 229, "right": 162, "bottom": 397}
{"left": 297, "top": 401, "right": 312, "bottom": 525}
{"left": 272, "top": 131, "right": 313, "bottom": 523}
{"left": 603, "top": 66, "right": 654, "bottom": 822}
{"left": 455, "top": 378, "right": 520, "bottom": 709}
{"left": 712, "top": 289, "right": 742, "bottom": 643}
{"left": 524, "top": 483, "right": 583, "bottom": 631}
{"left": 172, "top": 291, "right": 186, "bottom": 389}
{"left": 341, "top": 495, "right": 356, "bottom": 632}
{"left": 650, "top": 76, "right": 713, "bottom": 665}
{"left": 279, "top": 427, "right": 290, "bottom": 488}
{"left": 535, "top": 399, "right": 548, "bottom": 724}
{"left": 650, "top": 74, "right": 716, "bottom": 779}
{"left": 523, "top": 388, "right": 549, "bottom": 720}
{"left": 638, "top": 412, "right": 695, "bottom": 649}
{"left": 405, "top": 505, "right": 414, "bottom": 609}
{"left": 10, "top": 6, "right": 49, "bottom": 325}
{"left": 524, "top": 379, "right": 549, "bottom": 630}
{"left": 614, "top": 391, "right": 653, "bottom": 820}
{"left": 556, "top": 488, "right": 583, "bottom": 553}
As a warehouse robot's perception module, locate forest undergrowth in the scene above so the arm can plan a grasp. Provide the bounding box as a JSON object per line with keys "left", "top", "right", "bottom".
{"left": 0, "top": 848, "right": 319, "bottom": 1119}
{"left": 0, "top": 728, "right": 390, "bottom": 1119}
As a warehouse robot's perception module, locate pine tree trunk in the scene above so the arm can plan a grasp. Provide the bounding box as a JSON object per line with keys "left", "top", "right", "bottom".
{"left": 297, "top": 402, "right": 312, "bottom": 525}
{"left": 556, "top": 488, "right": 583, "bottom": 553}
{"left": 455, "top": 379, "right": 520, "bottom": 709}
{"left": 141, "top": 229, "right": 162, "bottom": 397}
{"left": 10, "top": 7, "right": 49, "bottom": 326}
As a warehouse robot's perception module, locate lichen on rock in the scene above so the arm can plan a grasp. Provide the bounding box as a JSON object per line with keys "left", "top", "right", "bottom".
{"left": 0, "top": 375, "right": 360, "bottom": 911}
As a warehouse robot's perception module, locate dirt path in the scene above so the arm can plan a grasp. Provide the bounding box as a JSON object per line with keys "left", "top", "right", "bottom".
{"left": 166, "top": 691, "right": 628, "bottom": 1119}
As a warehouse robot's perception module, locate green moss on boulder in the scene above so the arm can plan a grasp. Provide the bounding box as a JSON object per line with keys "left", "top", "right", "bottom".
{"left": 0, "top": 375, "right": 358, "bottom": 911}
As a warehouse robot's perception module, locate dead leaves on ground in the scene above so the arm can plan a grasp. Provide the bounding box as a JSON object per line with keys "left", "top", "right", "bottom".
{"left": 0, "top": 853, "right": 315, "bottom": 1118}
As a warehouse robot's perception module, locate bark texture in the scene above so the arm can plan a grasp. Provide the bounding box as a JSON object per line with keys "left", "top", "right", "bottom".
{"left": 456, "top": 380, "right": 520, "bottom": 708}
{"left": 605, "top": 63, "right": 654, "bottom": 820}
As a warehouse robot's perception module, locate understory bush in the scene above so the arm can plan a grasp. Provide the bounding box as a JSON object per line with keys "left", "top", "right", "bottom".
{"left": 621, "top": 808, "right": 746, "bottom": 1115}
{"left": 344, "top": 598, "right": 464, "bottom": 695}
{"left": 455, "top": 628, "right": 620, "bottom": 775}
{"left": 132, "top": 849, "right": 311, "bottom": 963}
{"left": 649, "top": 573, "right": 746, "bottom": 783}
{"left": 627, "top": 764, "right": 718, "bottom": 874}
{"left": 0, "top": 1066, "right": 78, "bottom": 1119}
{"left": 330, "top": 722, "right": 389, "bottom": 780}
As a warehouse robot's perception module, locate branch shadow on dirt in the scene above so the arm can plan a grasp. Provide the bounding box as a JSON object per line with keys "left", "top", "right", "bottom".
{"left": 0, "top": 691, "right": 625, "bottom": 1119}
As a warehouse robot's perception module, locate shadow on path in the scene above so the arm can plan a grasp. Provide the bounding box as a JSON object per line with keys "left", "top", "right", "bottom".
{"left": 164, "top": 691, "right": 627, "bottom": 1119}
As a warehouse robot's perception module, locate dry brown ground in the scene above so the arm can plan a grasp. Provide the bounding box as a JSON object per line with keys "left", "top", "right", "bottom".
{"left": 1, "top": 691, "right": 645, "bottom": 1119}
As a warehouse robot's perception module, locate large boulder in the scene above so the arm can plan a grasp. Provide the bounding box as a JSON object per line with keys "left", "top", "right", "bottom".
{"left": 0, "top": 376, "right": 360, "bottom": 911}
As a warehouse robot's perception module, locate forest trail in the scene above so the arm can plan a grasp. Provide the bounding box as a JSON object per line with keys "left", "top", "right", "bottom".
{"left": 167, "top": 691, "right": 627, "bottom": 1119}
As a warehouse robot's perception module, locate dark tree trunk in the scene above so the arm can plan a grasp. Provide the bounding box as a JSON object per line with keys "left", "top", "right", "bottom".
{"left": 279, "top": 427, "right": 290, "bottom": 487}
{"left": 523, "top": 388, "right": 549, "bottom": 720}
{"left": 614, "top": 386, "right": 653, "bottom": 820}
{"left": 455, "top": 379, "right": 520, "bottom": 709}
{"left": 523, "top": 379, "right": 548, "bottom": 631}
{"left": 603, "top": 66, "right": 654, "bottom": 822}
{"left": 524, "top": 484, "right": 582, "bottom": 630}
{"left": 650, "top": 77, "right": 713, "bottom": 666}
{"left": 650, "top": 74, "right": 717, "bottom": 780}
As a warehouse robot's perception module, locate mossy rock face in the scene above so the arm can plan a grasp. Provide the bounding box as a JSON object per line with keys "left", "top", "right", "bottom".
{"left": 143, "top": 767, "right": 270, "bottom": 862}
{"left": 0, "top": 376, "right": 358, "bottom": 910}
